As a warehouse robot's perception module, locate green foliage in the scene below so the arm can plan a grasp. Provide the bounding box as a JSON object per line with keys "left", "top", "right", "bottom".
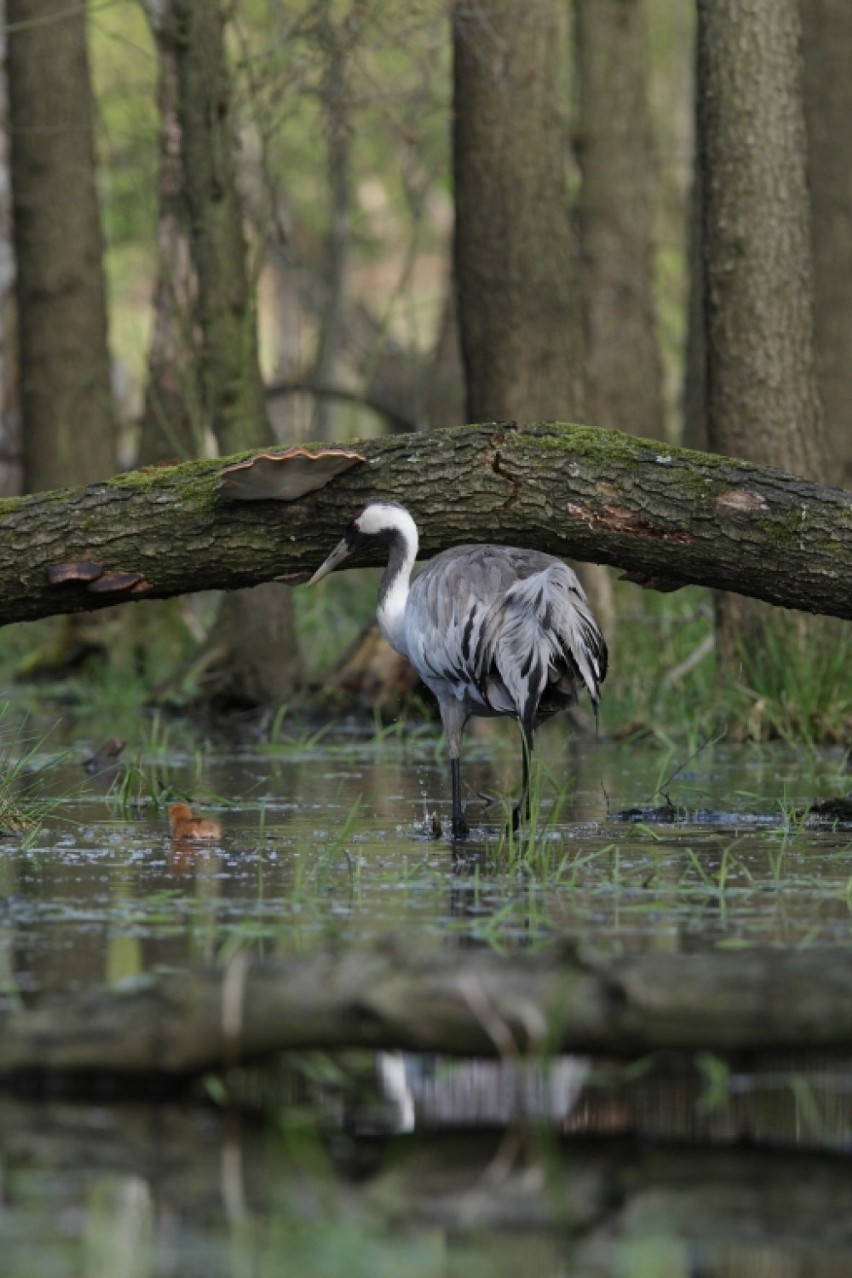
{"left": 601, "top": 583, "right": 716, "bottom": 742}
{"left": 599, "top": 584, "right": 852, "bottom": 746}
{"left": 0, "top": 710, "right": 70, "bottom": 842}
{"left": 724, "top": 616, "right": 852, "bottom": 745}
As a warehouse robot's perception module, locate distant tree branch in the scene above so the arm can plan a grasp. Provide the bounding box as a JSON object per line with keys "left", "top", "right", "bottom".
{"left": 265, "top": 378, "right": 418, "bottom": 433}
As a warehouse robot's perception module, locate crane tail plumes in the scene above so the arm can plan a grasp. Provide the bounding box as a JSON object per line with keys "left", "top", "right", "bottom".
{"left": 477, "top": 564, "right": 607, "bottom": 729}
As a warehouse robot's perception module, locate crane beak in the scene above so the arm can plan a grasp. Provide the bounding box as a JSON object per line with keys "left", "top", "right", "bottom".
{"left": 307, "top": 538, "right": 352, "bottom": 586}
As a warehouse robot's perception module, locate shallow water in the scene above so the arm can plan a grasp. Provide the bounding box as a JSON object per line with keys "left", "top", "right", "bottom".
{"left": 1, "top": 703, "right": 851, "bottom": 1275}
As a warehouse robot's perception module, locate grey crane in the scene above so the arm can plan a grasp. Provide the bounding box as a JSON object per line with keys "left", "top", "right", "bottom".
{"left": 308, "top": 501, "right": 607, "bottom": 838}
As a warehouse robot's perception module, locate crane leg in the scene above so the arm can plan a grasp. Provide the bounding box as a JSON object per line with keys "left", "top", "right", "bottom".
{"left": 440, "top": 701, "right": 469, "bottom": 839}
{"left": 451, "top": 758, "right": 469, "bottom": 839}
{"left": 513, "top": 723, "right": 535, "bottom": 831}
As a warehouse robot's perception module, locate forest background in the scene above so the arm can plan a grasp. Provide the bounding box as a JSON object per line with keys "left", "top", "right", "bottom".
{"left": 0, "top": 0, "right": 849, "bottom": 748}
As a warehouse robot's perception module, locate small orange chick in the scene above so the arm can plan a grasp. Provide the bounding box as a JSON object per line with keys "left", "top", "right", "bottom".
{"left": 167, "top": 802, "right": 222, "bottom": 842}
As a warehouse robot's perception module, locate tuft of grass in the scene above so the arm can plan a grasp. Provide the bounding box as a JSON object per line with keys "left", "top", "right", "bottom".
{"left": 0, "top": 711, "right": 72, "bottom": 844}
{"left": 722, "top": 616, "right": 852, "bottom": 745}
{"left": 598, "top": 583, "right": 850, "bottom": 748}
{"left": 488, "top": 755, "right": 577, "bottom": 873}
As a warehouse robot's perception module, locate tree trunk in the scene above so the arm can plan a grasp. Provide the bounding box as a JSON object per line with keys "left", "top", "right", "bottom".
{"left": 451, "top": 0, "right": 616, "bottom": 631}
{"left": 137, "top": 0, "right": 202, "bottom": 467}
{"left": 172, "top": 0, "right": 267, "bottom": 454}
{"left": 800, "top": 0, "right": 852, "bottom": 491}
{"left": 696, "top": 0, "right": 826, "bottom": 675}
{"left": 173, "top": 0, "right": 299, "bottom": 705}
{"left": 311, "top": 1, "right": 355, "bottom": 441}
{"left": 6, "top": 941, "right": 852, "bottom": 1077}
{"left": 0, "top": 422, "right": 848, "bottom": 628}
{"left": 0, "top": 34, "right": 21, "bottom": 499}
{"left": 682, "top": 129, "right": 707, "bottom": 452}
{"left": 574, "top": 0, "right": 664, "bottom": 441}
{"left": 452, "top": 0, "right": 583, "bottom": 422}
{"left": 6, "top": 0, "right": 115, "bottom": 492}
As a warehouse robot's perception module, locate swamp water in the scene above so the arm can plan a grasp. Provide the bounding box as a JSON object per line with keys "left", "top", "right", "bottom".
{"left": 1, "top": 704, "right": 851, "bottom": 1277}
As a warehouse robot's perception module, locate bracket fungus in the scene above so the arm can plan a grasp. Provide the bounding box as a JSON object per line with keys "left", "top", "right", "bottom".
{"left": 218, "top": 446, "right": 365, "bottom": 501}
{"left": 45, "top": 562, "right": 152, "bottom": 597}
{"left": 46, "top": 561, "right": 105, "bottom": 586}
{"left": 86, "top": 570, "right": 152, "bottom": 596}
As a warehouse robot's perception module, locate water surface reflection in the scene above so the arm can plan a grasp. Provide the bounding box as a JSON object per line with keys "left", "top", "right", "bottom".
{"left": 1, "top": 714, "right": 850, "bottom": 1275}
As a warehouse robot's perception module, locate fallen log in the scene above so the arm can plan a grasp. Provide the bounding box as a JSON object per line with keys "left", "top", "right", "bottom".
{"left": 0, "top": 420, "right": 848, "bottom": 627}
{"left": 6, "top": 940, "right": 852, "bottom": 1078}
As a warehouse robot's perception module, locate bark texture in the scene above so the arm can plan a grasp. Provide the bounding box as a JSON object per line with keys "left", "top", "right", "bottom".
{"left": 801, "top": 0, "right": 852, "bottom": 491}
{"left": 138, "top": 1, "right": 202, "bottom": 466}
{"left": 696, "top": 0, "right": 826, "bottom": 669}
{"left": 172, "top": 0, "right": 298, "bottom": 704}
{"left": 452, "top": 0, "right": 583, "bottom": 421}
{"left": 682, "top": 136, "right": 707, "bottom": 452}
{"left": 6, "top": 940, "right": 852, "bottom": 1077}
{"left": 311, "top": 1, "right": 355, "bottom": 440}
{"left": 172, "top": 0, "right": 267, "bottom": 455}
{"left": 0, "top": 422, "right": 848, "bottom": 628}
{"left": 574, "top": 0, "right": 664, "bottom": 439}
{"left": 697, "top": 0, "right": 821, "bottom": 476}
{"left": 6, "top": 0, "right": 115, "bottom": 491}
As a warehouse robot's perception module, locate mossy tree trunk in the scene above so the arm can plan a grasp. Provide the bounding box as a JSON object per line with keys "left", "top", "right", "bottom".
{"left": 138, "top": 1, "right": 202, "bottom": 467}
{"left": 682, "top": 110, "right": 707, "bottom": 454}
{"left": 172, "top": 0, "right": 300, "bottom": 706}
{"left": 0, "top": 422, "right": 848, "bottom": 629}
{"left": 171, "top": 0, "right": 266, "bottom": 450}
{"left": 311, "top": 0, "right": 355, "bottom": 442}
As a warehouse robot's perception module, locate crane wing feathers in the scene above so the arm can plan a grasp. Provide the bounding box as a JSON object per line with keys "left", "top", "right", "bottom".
{"left": 479, "top": 564, "right": 606, "bottom": 725}
{"left": 405, "top": 546, "right": 607, "bottom": 724}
